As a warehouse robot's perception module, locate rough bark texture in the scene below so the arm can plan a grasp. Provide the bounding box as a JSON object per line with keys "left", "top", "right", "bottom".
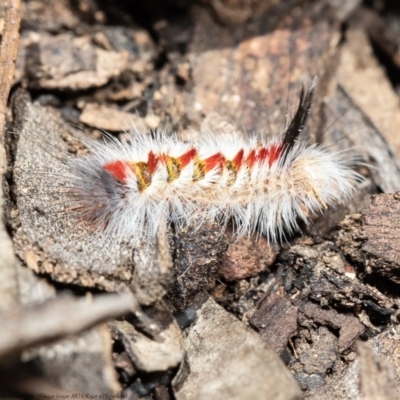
{"left": 2, "top": 0, "right": 400, "bottom": 399}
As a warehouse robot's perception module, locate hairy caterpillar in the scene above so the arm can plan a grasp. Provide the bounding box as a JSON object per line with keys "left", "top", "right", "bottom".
{"left": 53, "top": 81, "right": 361, "bottom": 243}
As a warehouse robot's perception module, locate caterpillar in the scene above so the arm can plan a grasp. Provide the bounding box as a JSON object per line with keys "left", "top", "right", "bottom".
{"left": 57, "top": 80, "right": 361, "bottom": 243}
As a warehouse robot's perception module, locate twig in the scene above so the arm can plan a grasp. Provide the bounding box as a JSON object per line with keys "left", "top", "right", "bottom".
{"left": 0, "top": 0, "right": 21, "bottom": 140}
{"left": 0, "top": 292, "right": 137, "bottom": 362}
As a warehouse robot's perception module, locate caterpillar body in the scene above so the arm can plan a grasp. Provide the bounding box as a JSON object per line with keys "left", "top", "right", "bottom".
{"left": 61, "top": 82, "right": 361, "bottom": 243}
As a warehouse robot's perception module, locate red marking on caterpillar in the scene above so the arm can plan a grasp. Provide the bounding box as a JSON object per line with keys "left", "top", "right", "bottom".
{"left": 266, "top": 144, "right": 282, "bottom": 166}
{"left": 103, "top": 160, "right": 130, "bottom": 183}
{"left": 49, "top": 80, "right": 363, "bottom": 243}
{"left": 178, "top": 148, "right": 198, "bottom": 168}
{"left": 246, "top": 149, "right": 257, "bottom": 168}
{"left": 204, "top": 153, "right": 225, "bottom": 173}
{"left": 148, "top": 151, "right": 159, "bottom": 174}
{"left": 232, "top": 149, "right": 244, "bottom": 168}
